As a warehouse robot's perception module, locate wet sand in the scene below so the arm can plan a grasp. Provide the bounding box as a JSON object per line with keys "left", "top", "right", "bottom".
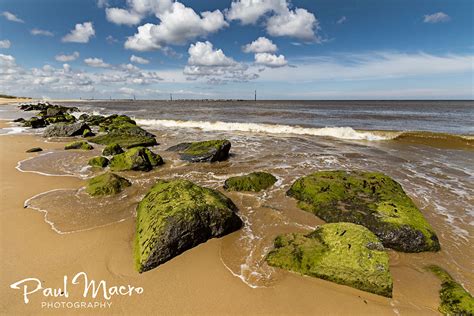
{"left": 0, "top": 119, "right": 450, "bottom": 315}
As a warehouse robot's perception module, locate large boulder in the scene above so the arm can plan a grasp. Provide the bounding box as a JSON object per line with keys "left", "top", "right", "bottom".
{"left": 266, "top": 222, "right": 393, "bottom": 297}
{"left": 109, "top": 147, "right": 163, "bottom": 171}
{"left": 22, "top": 117, "right": 48, "bottom": 128}
{"left": 167, "top": 140, "right": 231, "bottom": 162}
{"left": 85, "top": 172, "right": 131, "bottom": 197}
{"left": 102, "top": 143, "right": 124, "bottom": 156}
{"left": 64, "top": 141, "right": 93, "bottom": 150}
{"left": 287, "top": 170, "right": 440, "bottom": 252}
{"left": 88, "top": 156, "right": 109, "bottom": 168}
{"left": 426, "top": 265, "right": 474, "bottom": 315}
{"left": 224, "top": 172, "right": 277, "bottom": 192}
{"left": 134, "top": 179, "right": 242, "bottom": 272}
{"left": 43, "top": 122, "right": 91, "bottom": 137}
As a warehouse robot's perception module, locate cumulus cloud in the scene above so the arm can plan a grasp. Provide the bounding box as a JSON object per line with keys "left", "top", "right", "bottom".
{"left": 106, "top": 8, "right": 142, "bottom": 26}
{"left": 188, "top": 41, "right": 236, "bottom": 66}
{"left": 254, "top": 52, "right": 287, "bottom": 67}
{"left": 31, "top": 28, "right": 54, "bottom": 36}
{"left": 130, "top": 55, "right": 150, "bottom": 64}
{"left": 123, "top": 2, "right": 228, "bottom": 51}
{"left": 266, "top": 8, "right": 319, "bottom": 41}
{"left": 62, "top": 22, "right": 95, "bottom": 43}
{"left": 226, "top": 0, "right": 286, "bottom": 25}
{"left": 337, "top": 16, "right": 346, "bottom": 24}
{"left": 423, "top": 12, "right": 450, "bottom": 23}
{"left": 55, "top": 51, "right": 80, "bottom": 62}
{"left": 2, "top": 11, "right": 24, "bottom": 23}
{"left": 0, "top": 40, "right": 11, "bottom": 49}
{"left": 84, "top": 58, "right": 111, "bottom": 68}
{"left": 242, "top": 37, "right": 277, "bottom": 53}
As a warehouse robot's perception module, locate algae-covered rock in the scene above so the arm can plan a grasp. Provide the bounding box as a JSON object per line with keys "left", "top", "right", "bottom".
{"left": 224, "top": 172, "right": 277, "bottom": 192}
{"left": 88, "top": 156, "right": 109, "bottom": 168}
{"left": 287, "top": 170, "right": 440, "bottom": 252}
{"left": 23, "top": 117, "right": 48, "bottom": 128}
{"left": 266, "top": 222, "right": 393, "bottom": 297}
{"left": 134, "top": 179, "right": 242, "bottom": 273}
{"left": 26, "top": 147, "right": 43, "bottom": 153}
{"left": 427, "top": 265, "right": 474, "bottom": 315}
{"left": 167, "top": 140, "right": 231, "bottom": 162}
{"left": 102, "top": 143, "right": 124, "bottom": 156}
{"left": 43, "top": 122, "right": 91, "bottom": 137}
{"left": 82, "top": 128, "right": 95, "bottom": 137}
{"left": 64, "top": 141, "right": 94, "bottom": 150}
{"left": 85, "top": 172, "right": 131, "bottom": 196}
{"left": 109, "top": 147, "right": 163, "bottom": 171}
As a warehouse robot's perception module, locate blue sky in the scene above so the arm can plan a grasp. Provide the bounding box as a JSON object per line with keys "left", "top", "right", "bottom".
{"left": 0, "top": 0, "right": 473, "bottom": 99}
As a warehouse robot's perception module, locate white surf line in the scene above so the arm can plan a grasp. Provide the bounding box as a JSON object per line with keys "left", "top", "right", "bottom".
{"left": 24, "top": 188, "right": 132, "bottom": 235}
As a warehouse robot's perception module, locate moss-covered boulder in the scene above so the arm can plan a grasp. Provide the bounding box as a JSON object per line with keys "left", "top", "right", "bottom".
{"left": 224, "top": 172, "right": 277, "bottom": 192}
{"left": 22, "top": 117, "right": 48, "bottom": 128}
{"left": 64, "top": 141, "right": 94, "bottom": 150}
{"left": 109, "top": 147, "right": 163, "bottom": 171}
{"left": 44, "top": 113, "right": 76, "bottom": 124}
{"left": 82, "top": 128, "right": 94, "bottom": 137}
{"left": 267, "top": 223, "right": 393, "bottom": 297}
{"left": 426, "top": 265, "right": 474, "bottom": 315}
{"left": 102, "top": 143, "right": 124, "bottom": 156}
{"left": 26, "top": 147, "right": 43, "bottom": 153}
{"left": 88, "top": 156, "right": 109, "bottom": 168}
{"left": 167, "top": 140, "right": 231, "bottom": 162}
{"left": 287, "top": 170, "right": 440, "bottom": 252}
{"left": 85, "top": 172, "right": 131, "bottom": 197}
{"left": 134, "top": 179, "right": 242, "bottom": 273}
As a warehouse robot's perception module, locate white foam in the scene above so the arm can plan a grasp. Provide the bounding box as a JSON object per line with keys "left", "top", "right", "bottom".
{"left": 0, "top": 126, "right": 30, "bottom": 135}
{"left": 135, "top": 119, "right": 389, "bottom": 141}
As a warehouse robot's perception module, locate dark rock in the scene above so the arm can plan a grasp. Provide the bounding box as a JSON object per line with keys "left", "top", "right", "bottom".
{"left": 22, "top": 117, "right": 48, "bottom": 128}
{"left": 43, "top": 122, "right": 91, "bottom": 137}
{"left": 88, "top": 156, "right": 109, "bottom": 168}
{"left": 26, "top": 147, "right": 43, "bottom": 153}
{"left": 167, "top": 140, "right": 231, "bottom": 162}
{"left": 134, "top": 179, "right": 242, "bottom": 272}
{"left": 13, "top": 118, "right": 25, "bottom": 123}
{"left": 102, "top": 143, "right": 124, "bottom": 156}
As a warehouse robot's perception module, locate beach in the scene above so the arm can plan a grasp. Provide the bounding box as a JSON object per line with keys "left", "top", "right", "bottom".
{"left": 1, "top": 100, "right": 473, "bottom": 315}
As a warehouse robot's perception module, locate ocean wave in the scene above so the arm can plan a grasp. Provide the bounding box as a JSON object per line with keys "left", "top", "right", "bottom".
{"left": 135, "top": 119, "right": 389, "bottom": 141}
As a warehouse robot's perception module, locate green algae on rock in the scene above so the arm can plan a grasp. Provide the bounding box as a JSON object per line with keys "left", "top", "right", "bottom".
{"left": 167, "top": 139, "right": 231, "bottom": 162}
{"left": 287, "top": 170, "right": 440, "bottom": 252}
{"left": 85, "top": 172, "right": 131, "bottom": 197}
{"left": 102, "top": 143, "right": 124, "bottom": 156}
{"left": 134, "top": 179, "right": 242, "bottom": 273}
{"left": 266, "top": 222, "right": 393, "bottom": 297}
{"left": 426, "top": 265, "right": 474, "bottom": 315}
{"left": 109, "top": 147, "right": 163, "bottom": 171}
{"left": 64, "top": 141, "right": 94, "bottom": 150}
{"left": 224, "top": 172, "right": 277, "bottom": 192}
{"left": 88, "top": 156, "right": 109, "bottom": 168}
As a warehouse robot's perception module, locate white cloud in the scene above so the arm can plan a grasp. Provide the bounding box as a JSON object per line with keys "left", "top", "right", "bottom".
{"left": 337, "top": 16, "right": 346, "bottom": 24}
{"left": 254, "top": 52, "right": 287, "bottom": 68}
{"left": 266, "top": 8, "right": 319, "bottom": 41}
{"left": 243, "top": 37, "right": 277, "bottom": 53}
{"left": 226, "top": 0, "right": 286, "bottom": 25}
{"left": 2, "top": 11, "right": 24, "bottom": 23}
{"left": 97, "top": 0, "right": 109, "bottom": 8}
{"left": 188, "top": 41, "right": 236, "bottom": 66}
{"left": 124, "top": 2, "right": 228, "bottom": 51}
{"left": 106, "top": 35, "right": 119, "bottom": 44}
{"left": 106, "top": 8, "right": 142, "bottom": 26}
{"left": 0, "top": 40, "right": 11, "bottom": 49}
{"left": 55, "top": 51, "right": 80, "bottom": 62}
{"left": 130, "top": 55, "right": 150, "bottom": 64}
{"left": 31, "top": 28, "right": 54, "bottom": 36}
{"left": 84, "top": 58, "right": 111, "bottom": 68}
{"left": 118, "top": 87, "right": 137, "bottom": 95}
{"left": 62, "top": 22, "right": 95, "bottom": 43}
{"left": 423, "top": 12, "right": 450, "bottom": 23}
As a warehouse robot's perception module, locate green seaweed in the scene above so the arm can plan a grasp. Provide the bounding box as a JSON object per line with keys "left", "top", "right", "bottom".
{"left": 426, "top": 265, "right": 474, "bottom": 315}
{"left": 102, "top": 143, "right": 124, "bottom": 156}
{"left": 64, "top": 141, "right": 93, "bottom": 150}
{"left": 85, "top": 172, "right": 131, "bottom": 196}
{"left": 266, "top": 222, "right": 393, "bottom": 297}
{"left": 183, "top": 140, "right": 229, "bottom": 155}
{"left": 224, "top": 172, "right": 277, "bottom": 192}
{"left": 287, "top": 170, "right": 440, "bottom": 252}
{"left": 88, "top": 156, "right": 109, "bottom": 168}
{"left": 109, "top": 147, "right": 163, "bottom": 171}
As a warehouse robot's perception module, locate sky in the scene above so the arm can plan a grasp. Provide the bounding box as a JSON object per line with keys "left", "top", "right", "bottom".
{"left": 0, "top": 0, "right": 473, "bottom": 100}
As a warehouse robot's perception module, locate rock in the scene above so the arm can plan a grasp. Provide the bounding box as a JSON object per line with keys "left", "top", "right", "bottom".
{"left": 26, "top": 147, "right": 43, "bottom": 153}
{"left": 167, "top": 140, "right": 231, "bottom": 162}
{"left": 88, "top": 156, "right": 109, "bottom": 168}
{"left": 44, "top": 113, "right": 76, "bottom": 124}
{"left": 13, "top": 118, "right": 25, "bottom": 123}
{"left": 82, "top": 128, "right": 95, "bottom": 137}
{"left": 287, "top": 170, "right": 440, "bottom": 252}
{"left": 426, "top": 265, "right": 474, "bottom": 315}
{"left": 134, "top": 179, "right": 242, "bottom": 272}
{"left": 102, "top": 143, "right": 124, "bottom": 156}
{"left": 224, "top": 172, "right": 277, "bottom": 192}
{"left": 85, "top": 172, "right": 131, "bottom": 197}
{"left": 22, "top": 117, "right": 48, "bottom": 128}
{"left": 43, "top": 122, "right": 91, "bottom": 137}
{"left": 78, "top": 114, "right": 89, "bottom": 121}
{"left": 46, "top": 107, "right": 62, "bottom": 117}
{"left": 109, "top": 147, "right": 163, "bottom": 171}
{"left": 84, "top": 115, "right": 106, "bottom": 126}
{"left": 266, "top": 222, "right": 393, "bottom": 297}
{"left": 64, "top": 141, "right": 93, "bottom": 150}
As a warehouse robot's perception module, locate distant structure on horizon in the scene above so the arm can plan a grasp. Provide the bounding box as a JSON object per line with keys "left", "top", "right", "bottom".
{"left": 254, "top": 90, "right": 257, "bottom": 101}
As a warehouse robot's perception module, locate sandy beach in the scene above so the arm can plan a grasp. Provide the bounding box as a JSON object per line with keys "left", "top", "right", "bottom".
{"left": 0, "top": 115, "right": 453, "bottom": 315}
